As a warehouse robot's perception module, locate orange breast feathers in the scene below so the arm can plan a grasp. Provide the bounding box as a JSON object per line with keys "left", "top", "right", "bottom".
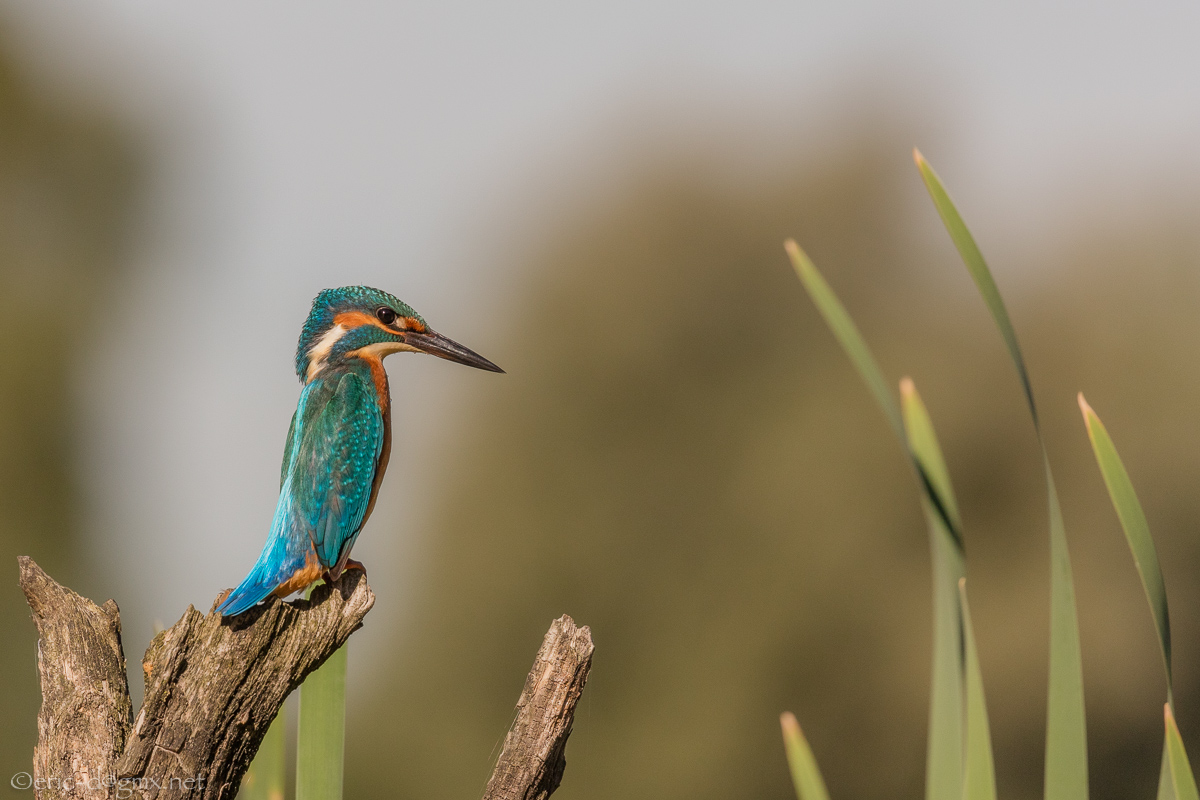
{"left": 329, "top": 311, "right": 395, "bottom": 523}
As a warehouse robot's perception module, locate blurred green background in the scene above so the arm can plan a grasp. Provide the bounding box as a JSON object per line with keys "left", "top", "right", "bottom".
{"left": 347, "top": 137, "right": 1200, "bottom": 800}
{"left": 3, "top": 4, "right": 1200, "bottom": 800}
{"left": 0, "top": 21, "right": 141, "bottom": 786}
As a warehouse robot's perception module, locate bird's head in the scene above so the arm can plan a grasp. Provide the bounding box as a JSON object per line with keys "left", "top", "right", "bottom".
{"left": 296, "top": 286, "right": 503, "bottom": 383}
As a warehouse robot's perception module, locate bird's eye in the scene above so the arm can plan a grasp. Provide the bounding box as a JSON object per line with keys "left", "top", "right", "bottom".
{"left": 376, "top": 307, "right": 397, "bottom": 325}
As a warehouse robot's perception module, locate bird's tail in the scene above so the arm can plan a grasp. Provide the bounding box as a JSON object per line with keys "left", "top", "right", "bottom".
{"left": 217, "top": 530, "right": 309, "bottom": 617}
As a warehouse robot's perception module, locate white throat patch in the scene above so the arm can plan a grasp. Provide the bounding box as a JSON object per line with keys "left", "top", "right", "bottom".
{"left": 305, "top": 324, "right": 347, "bottom": 382}
{"left": 350, "top": 340, "right": 421, "bottom": 359}
{"left": 306, "top": 326, "right": 421, "bottom": 381}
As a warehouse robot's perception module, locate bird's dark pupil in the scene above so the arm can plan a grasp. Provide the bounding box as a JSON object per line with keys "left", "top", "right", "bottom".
{"left": 377, "top": 307, "right": 397, "bottom": 324}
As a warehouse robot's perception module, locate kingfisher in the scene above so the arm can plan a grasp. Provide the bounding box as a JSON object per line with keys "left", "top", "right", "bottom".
{"left": 217, "top": 286, "right": 502, "bottom": 616}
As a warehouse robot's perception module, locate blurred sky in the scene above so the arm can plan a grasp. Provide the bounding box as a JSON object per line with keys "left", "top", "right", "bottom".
{"left": 2, "top": 0, "right": 1199, "bottom": 685}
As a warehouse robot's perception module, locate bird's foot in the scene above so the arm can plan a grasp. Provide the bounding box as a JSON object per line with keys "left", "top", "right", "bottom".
{"left": 211, "top": 587, "right": 233, "bottom": 613}
{"left": 323, "top": 559, "right": 367, "bottom": 586}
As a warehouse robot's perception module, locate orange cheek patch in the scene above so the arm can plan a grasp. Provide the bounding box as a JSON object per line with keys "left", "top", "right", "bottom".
{"left": 333, "top": 311, "right": 383, "bottom": 330}
{"left": 333, "top": 310, "right": 425, "bottom": 333}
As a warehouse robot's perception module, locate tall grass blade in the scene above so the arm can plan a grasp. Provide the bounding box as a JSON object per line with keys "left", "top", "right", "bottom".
{"left": 1043, "top": 467, "right": 1087, "bottom": 800}
{"left": 899, "top": 378, "right": 960, "bottom": 530}
{"left": 901, "top": 379, "right": 966, "bottom": 800}
{"left": 959, "top": 579, "right": 997, "bottom": 800}
{"left": 297, "top": 643, "right": 347, "bottom": 800}
{"left": 785, "top": 239, "right": 903, "bottom": 442}
{"left": 911, "top": 152, "right": 1032, "bottom": 416}
{"left": 914, "top": 149, "right": 1087, "bottom": 800}
{"left": 787, "top": 240, "right": 967, "bottom": 800}
{"left": 1166, "top": 705, "right": 1200, "bottom": 800}
{"left": 1078, "top": 393, "right": 1172, "bottom": 693}
{"left": 1163, "top": 747, "right": 1179, "bottom": 800}
{"left": 1079, "top": 394, "right": 1179, "bottom": 799}
{"left": 780, "top": 712, "right": 832, "bottom": 800}
{"left": 785, "top": 240, "right": 960, "bottom": 543}
{"left": 239, "top": 709, "right": 286, "bottom": 800}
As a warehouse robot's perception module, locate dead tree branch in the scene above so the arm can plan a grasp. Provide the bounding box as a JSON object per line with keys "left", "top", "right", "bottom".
{"left": 20, "top": 558, "right": 593, "bottom": 800}
{"left": 20, "top": 558, "right": 133, "bottom": 800}
{"left": 481, "top": 615, "right": 594, "bottom": 800}
{"left": 19, "top": 556, "right": 373, "bottom": 800}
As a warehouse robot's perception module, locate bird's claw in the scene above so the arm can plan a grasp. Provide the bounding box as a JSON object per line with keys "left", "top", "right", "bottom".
{"left": 211, "top": 587, "right": 233, "bottom": 613}
{"left": 323, "top": 559, "right": 367, "bottom": 586}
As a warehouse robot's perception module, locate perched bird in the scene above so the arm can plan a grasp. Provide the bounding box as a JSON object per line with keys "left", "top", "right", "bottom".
{"left": 217, "top": 286, "right": 502, "bottom": 616}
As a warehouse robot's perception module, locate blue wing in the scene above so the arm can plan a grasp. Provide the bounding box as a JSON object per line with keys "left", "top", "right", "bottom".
{"left": 217, "top": 370, "right": 383, "bottom": 616}
{"left": 289, "top": 369, "right": 385, "bottom": 571}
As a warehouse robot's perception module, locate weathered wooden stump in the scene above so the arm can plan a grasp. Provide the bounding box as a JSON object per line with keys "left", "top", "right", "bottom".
{"left": 18, "top": 557, "right": 593, "bottom": 800}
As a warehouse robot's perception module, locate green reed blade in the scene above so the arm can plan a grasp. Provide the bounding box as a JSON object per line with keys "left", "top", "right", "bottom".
{"left": 902, "top": 379, "right": 966, "bottom": 800}
{"left": 1166, "top": 705, "right": 1200, "bottom": 800}
{"left": 781, "top": 712, "right": 832, "bottom": 800}
{"left": 788, "top": 240, "right": 967, "bottom": 800}
{"left": 239, "top": 707, "right": 286, "bottom": 800}
{"left": 914, "top": 149, "right": 1087, "bottom": 800}
{"left": 1043, "top": 461, "right": 1087, "bottom": 800}
{"left": 912, "top": 151, "right": 1033, "bottom": 417}
{"left": 1162, "top": 744, "right": 1178, "bottom": 800}
{"left": 1079, "top": 394, "right": 1176, "bottom": 800}
{"left": 785, "top": 240, "right": 961, "bottom": 543}
{"left": 297, "top": 643, "right": 347, "bottom": 800}
{"left": 900, "top": 378, "right": 961, "bottom": 531}
{"left": 1078, "top": 394, "right": 1172, "bottom": 694}
{"left": 785, "top": 239, "right": 904, "bottom": 442}
{"left": 959, "top": 579, "right": 997, "bottom": 800}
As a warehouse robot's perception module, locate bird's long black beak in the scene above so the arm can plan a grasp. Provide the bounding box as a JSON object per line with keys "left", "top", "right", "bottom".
{"left": 407, "top": 329, "right": 504, "bottom": 373}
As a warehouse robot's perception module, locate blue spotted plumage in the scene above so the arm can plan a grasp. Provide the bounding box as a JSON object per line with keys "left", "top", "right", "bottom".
{"left": 217, "top": 286, "right": 502, "bottom": 617}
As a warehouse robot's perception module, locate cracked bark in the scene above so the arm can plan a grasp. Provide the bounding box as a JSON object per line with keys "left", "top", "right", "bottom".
{"left": 19, "top": 557, "right": 593, "bottom": 800}
{"left": 19, "top": 556, "right": 373, "bottom": 800}
{"left": 482, "top": 616, "right": 594, "bottom": 800}
{"left": 20, "top": 558, "right": 133, "bottom": 800}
